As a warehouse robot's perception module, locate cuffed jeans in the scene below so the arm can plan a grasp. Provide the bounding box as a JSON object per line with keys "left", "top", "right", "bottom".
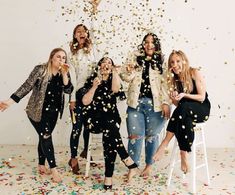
{"left": 126, "top": 97, "right": 166, "bottom": 166}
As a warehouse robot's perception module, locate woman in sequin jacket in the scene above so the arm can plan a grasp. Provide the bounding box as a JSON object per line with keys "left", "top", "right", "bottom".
{"left": 0, "top": 48, "right": 73, "bottom": 183}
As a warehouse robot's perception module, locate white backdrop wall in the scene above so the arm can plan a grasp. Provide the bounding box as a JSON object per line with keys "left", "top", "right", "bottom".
{"left": 0, "top": 0, "right": 234, "bottom": 148}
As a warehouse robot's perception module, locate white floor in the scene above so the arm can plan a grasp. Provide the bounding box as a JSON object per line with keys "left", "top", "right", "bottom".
{"left": 0, "top": 145, "right": 235, "bottom": 195}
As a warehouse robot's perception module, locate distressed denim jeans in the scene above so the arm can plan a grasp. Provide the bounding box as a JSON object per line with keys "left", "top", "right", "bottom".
{"left": 126, "top": 97, "right": 166, "bottom": 166}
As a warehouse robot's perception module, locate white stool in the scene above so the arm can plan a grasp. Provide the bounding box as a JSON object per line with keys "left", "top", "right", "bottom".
{"left": 85, "top": 132, "right": 104, "bottom": 177}
{"left": 166, "top": 123, "right": 210, "bottom": 193}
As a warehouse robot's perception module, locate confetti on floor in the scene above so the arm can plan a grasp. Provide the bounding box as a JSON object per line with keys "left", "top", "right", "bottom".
{"left": 0, "top": 145, "right": 235, "bottom": 194}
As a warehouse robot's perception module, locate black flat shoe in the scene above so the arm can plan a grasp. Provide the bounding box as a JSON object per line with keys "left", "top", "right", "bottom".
{"left": 103, "top": 184, "right": 112, "bottom": 190}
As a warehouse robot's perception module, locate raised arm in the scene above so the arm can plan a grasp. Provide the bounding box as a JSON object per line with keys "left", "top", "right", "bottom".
{"left": 120, "top": 52, "right": 137, "bottom": 83}
{"left": 111, "top": 66, "right": 121, "bottom": 93}
{"left": 82, "top": 77, "right": 100, "bottom": 105}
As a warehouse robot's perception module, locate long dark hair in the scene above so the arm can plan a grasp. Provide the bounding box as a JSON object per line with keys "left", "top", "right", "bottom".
{"left": 137, "top": 33, "right": 163, "bottom": 74}
{"left": 70, "top": 24, "right": 92, "bottom": 55}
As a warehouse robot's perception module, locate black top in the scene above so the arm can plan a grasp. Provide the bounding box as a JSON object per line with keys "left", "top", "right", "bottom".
{"left": 178, "top": 79, "right": 210, "bottom": 105}
{"left": 81, "top": 73, "right": 125, "bottom": 119}
{"left": 139, "top": 60, "right": 153, "bottom": 99}
{"left": 42, "top": 73, "right": 63, "bottom": 113}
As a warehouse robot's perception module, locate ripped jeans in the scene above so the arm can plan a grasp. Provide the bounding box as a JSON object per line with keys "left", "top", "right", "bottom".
{"left": 126, "top": 97, "right": 166, "bottom": 166}
{"left": 29, "top": 111, "right": 58, "bottom": 169}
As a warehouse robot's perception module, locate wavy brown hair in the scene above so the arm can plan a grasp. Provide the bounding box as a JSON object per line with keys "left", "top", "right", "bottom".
{"left": 137, "top": 33, "right": 164, "bottom": 74}
{"left": 70, "top": 24, "right": 92, "bottom": 55}
{"left": 168, "top": 50, "right": 194, "bottom": 93}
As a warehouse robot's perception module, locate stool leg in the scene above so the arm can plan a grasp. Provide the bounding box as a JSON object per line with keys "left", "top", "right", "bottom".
{"left": 167, "top": 139, "right": 178, "bottom": 187}
{"left": 191, "top": 143, "right": 196, "bottom": 193}
{"left": 201, "top": 129, "right": 210, "bottom": 185}
{"left": 85, "top": 133, "right": 92, "bottom": 177}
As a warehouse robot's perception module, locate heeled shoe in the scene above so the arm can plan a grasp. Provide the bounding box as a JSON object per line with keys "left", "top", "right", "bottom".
{"left": 68, "top": 159, "right": 80, "bottom": 174}
{"left": 104, "top": 177, "right": 112, "bottom": 190}
{"left": 103, "top": 184, "right": 112, "bottom": 190}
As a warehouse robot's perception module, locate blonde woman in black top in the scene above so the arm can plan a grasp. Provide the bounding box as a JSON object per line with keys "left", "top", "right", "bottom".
{"left": 0, "top": 48, "right": 73, "bottom": 182}
{"left": 153, "top": 50, "right": 210, "bottom": 173}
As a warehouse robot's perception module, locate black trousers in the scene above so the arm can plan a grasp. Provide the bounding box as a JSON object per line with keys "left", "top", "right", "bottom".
{"left": 167, "top": 100, "right": 210, "bottom": 152}
{"left": 69, "top": 100, "right": 90, "bottom": 158}
{"left": 29, "top": 111, "right": 58, "bottom": 168}
{"left": 85, "top": 114, "right": 129, "bottom": 177}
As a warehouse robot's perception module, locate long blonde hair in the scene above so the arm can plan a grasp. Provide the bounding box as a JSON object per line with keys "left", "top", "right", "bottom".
{"left": 43, "top": 48, "right": 67, "bottom": 79}
{"left": 168, "top": 50, "right": 194, "bottom": 93}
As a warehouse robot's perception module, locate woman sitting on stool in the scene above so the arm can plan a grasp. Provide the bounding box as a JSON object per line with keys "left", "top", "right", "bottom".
{"left": 153, "top": 50, "right": 211, "bottom": 173}
{"left": 81, "top": 57, "right": 138, "bottom": 190}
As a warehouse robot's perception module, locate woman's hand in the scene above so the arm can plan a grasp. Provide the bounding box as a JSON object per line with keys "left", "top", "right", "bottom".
{"left": 126, "top": 63, "right": 135, "bottom": 73}
{"left": 60, "top": 63, "right": 70, "bottom": 85}
{"left": 170, "top": 91, "right": 178, "bottom": 99}
{"left": 60, "top": 63, "right": 70, "bottom": 75}
{"left": 69, "top": 101, "right": 76, "bottom": 111}
{"left": 82, "top": 77, "right": 100, "bottom": 105}
{"left": 92, "top": 77, "right": 101, "bottom": 89}
{"left": 112, "top": 65, "right": 121, "bottom": 74}
{"left": 0, "top": 99, "right": 15, "bottom": 112}
{"left": 175, "top": 93, "right": 186, "bottom": 101}
{"left": 170, "top": 91, "right": 179, "bottom": 106}
{"left": 162, "top": 104, "right": 170, "bottom": 119}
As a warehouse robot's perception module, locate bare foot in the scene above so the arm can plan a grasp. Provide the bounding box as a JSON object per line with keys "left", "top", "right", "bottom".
{"left": 104, "top": 177, "right": 112, "bottom": 185}
{"left": 38, "top": 165, "right": 51, "bottom": 175}
{"left": 51, "top": 168, "right": 62, "bottom": 183}
{"left": 127, "top": 168, "right": 138, "bottom": 182}
{"left": 122, "top": 156, "right": 138, "bottom": 182}
{"left": 180, "top": 151, "right": 189, "bottom": 174}
{"left": 140, "top": 165, "right": 152, "bottom": 177}
{"left": 153, "top": 144, "right": 166, "bottom": 161}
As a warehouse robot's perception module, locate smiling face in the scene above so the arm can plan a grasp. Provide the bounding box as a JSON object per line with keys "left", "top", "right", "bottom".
{"left": 51, "top": 51, "right": 67, "bottom": 69}
{"left": 99, "top": 58, "right": 113, "bottom": 76}
{"left": 74, "top": 25, "right": 88, "bottom": 45}
{"left": 143, "top": 35, "right": 156, "bottom": 57}
{"left": 169, "top": 53, "right": 184, "bottom": 75}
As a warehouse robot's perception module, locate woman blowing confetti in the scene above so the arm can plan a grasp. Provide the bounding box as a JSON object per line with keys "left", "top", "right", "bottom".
{"left": 0, "top": 48, "right": 73, "bottom": 183}
{"left": 80, "top": 57, "right": 138, "bottom": 190}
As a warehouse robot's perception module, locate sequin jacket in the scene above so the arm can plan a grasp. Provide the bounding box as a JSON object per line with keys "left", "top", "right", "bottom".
{"left": 10, "top": 64, "right": 73, "bottom": 122}
{"left": 120, "top": 51, "right": 171, "bottom": 112}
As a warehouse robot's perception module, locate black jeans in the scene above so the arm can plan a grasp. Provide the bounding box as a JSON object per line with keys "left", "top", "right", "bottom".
{"left": 29, "top": 111, "right": 58, "bottom": 168}
{"left": 69, "top": 100, "right": 90, "bottom": 158}
{"left": 167, "top": 100, "right": 210, "bottom": 152}
{"left": 86, "top": 113, "right": 129, "bottom": 177}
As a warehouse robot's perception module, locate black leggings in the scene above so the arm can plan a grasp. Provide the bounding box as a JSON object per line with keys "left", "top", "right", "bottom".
{"left": 167, "top": 101, "right": 210, "bottom": 152}
{"left": 69, "top": 102, "right": 90, "bottom": 158}
{"left": 87, "top": 115, "right": 129, "bottom": 177}
{"left": 29, "top": 111, "right": 58, "bottom": 168}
